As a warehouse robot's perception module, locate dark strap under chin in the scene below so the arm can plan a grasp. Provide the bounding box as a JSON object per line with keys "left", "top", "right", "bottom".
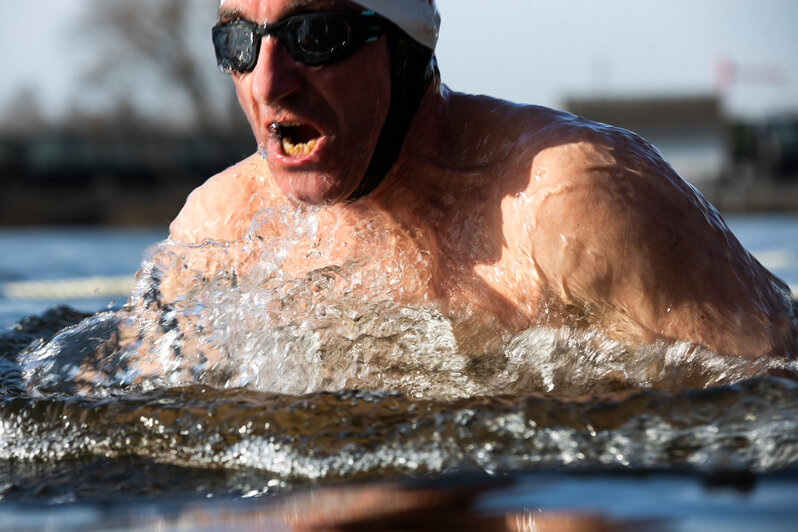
{"left": 345, "top": 31, "right": 434, "bottom": 202}
{"left": 346, "top": 95, "right": 418, "bottom": 201}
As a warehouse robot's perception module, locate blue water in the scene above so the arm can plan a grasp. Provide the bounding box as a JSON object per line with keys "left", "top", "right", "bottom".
{"left": 725, "top": 214, "right": 798, "bottom": 290}
{"left": 0, "top": 216, "right": 797, "bottom": 531}
{"left": 1, "top": 216, "right": 795, "bottom": 328}
{"left": 0, "top": 227, "right": 166, "bottom": 327}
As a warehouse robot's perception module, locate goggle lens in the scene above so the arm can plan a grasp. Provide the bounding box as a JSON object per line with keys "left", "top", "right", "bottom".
{"left": 213, "top": 22, "right": 257, "bottom": 72}
{"left": 290, "top": 15, "right": 350, "bottom": 56}
{"left": 212, "top": 11, "right": 383, "bottom": 72}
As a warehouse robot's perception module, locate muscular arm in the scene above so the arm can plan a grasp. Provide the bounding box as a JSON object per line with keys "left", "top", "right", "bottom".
{"left": 525, "top": 128, "right": 794, "bottom": 357}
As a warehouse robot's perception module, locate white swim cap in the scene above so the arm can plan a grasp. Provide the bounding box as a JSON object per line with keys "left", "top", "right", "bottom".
{"left": 219, "top": 1, "right": 440, "bottom": 51}
{"left": 352, "top": 1, "right": 440, "bottom": 51}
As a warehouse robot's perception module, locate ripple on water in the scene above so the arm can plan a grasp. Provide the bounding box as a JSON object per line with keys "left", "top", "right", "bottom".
{"left": 2, "top": 204, "right": 798, "bottom": 492}
{"left": 1, "top": 380, "right": 798, "bottom": 482}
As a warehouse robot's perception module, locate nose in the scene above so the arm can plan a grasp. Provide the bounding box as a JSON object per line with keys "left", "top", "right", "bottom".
{"left": 249, "top": 35, "right": 303, "bottom": 104}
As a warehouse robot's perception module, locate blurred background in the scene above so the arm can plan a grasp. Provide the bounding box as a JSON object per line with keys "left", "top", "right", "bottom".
{"left": 2, "top": 0, "right": 798, "bottom": 224}
{"left": 1, "top": 0, "right": 797, "bottom": 322}
{"left": 1, "top": 0, "right": 250, "bottom": 226}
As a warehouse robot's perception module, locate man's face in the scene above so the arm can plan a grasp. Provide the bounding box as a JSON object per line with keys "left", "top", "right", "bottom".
{"left": 220, "top": 0, "right": 392, "bottom": 205}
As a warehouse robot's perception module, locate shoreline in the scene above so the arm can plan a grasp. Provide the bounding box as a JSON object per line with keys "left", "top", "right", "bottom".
{"left": 1, "top": 179, "right": 797, "bottom": 227}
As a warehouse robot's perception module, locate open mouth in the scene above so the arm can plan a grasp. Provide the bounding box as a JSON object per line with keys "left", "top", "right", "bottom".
{"left": 270, "top": 122, "right": 322, "bottom": 157}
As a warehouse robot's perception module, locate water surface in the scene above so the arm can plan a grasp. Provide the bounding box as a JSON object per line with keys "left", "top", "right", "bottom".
{"left": 1, "top": 216, "right": 797, "bottom": 530}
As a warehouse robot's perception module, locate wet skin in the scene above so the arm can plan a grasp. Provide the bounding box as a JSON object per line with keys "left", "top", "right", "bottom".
{"left": 170, "top": 0, "right": 797, "bottom": 359}
{"left": 220, "top": 0, "right": 391, "bottom": 204}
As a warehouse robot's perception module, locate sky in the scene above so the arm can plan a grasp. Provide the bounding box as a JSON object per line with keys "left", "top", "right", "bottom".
{"left": 2, "top": 0, "right": 797, "bottom": 124}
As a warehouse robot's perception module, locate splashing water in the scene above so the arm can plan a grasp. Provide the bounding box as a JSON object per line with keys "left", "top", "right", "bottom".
{"left": 17, "top": 203, "right": 796, "bottom": 398}
{"left": 2, "top": 204, "right": 798, "bottom": 502}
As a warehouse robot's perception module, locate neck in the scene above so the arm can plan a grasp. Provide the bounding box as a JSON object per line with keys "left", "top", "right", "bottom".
{"left": 397, "top": 81, "right": 449, "bottom": 161}
{"left": 345, "top": 38, "right": 445, "bottom": 201}
{"left": 352, "top": 82, "right": 450, "bottom": 201}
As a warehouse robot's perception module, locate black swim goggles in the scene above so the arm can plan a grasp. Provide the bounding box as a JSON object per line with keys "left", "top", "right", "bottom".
{"left": 212, "top": 10, "right": 385, "bottom": 72}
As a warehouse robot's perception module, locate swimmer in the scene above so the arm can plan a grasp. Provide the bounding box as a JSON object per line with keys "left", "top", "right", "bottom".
{"left": 169, "top": 0, "right": 797, "bottom": 359}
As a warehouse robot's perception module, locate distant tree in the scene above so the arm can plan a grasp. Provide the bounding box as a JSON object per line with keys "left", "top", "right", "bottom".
{"left": 79, "top": 0, "right": 246, "bottom": 134}
{"left": 1, "top": 88, "right": 47, "bottom": 134}
{"left": 66, "top": 96, "right": 153, "bottom": 139}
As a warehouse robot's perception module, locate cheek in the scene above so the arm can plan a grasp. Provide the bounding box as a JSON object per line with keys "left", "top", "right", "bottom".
{"left": 331, "top": 50, "right": 392, "bottom": 140}
{"left": 232, "top": 76, "right": 258, "bottom": 122}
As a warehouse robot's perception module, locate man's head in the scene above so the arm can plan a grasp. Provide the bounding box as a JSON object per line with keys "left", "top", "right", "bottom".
{"left": 214, "top": 0, "right": 439, "bottom": 205}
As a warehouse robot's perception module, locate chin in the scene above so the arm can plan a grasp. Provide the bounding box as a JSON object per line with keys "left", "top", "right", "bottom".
{"left": 274, "top": 173, "right": 352, "bottom": 206}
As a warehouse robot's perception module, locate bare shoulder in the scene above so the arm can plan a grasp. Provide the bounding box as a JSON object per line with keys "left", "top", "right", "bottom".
{"left": 506, "top": 106, "right": 705, "bottom": 257}
{"left": 511, "top": 109, "right": 794, "bottom": 356}
{"left": 525, "top": 115, "right": 711, "bottom": 297}
{"left": 169, "top": 154, "right": 281, "bottom": 243}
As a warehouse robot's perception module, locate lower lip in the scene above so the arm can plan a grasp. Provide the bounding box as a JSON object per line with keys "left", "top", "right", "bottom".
{"left": 266, "top": 134, "right": 327, "bottom": 167}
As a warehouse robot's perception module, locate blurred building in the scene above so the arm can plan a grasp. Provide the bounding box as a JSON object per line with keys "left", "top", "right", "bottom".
{"left": 746, "top": 118, "right": 798, "bottom": 181}
{"left": 2, "top": 96, "right": 797, "bottom": 224}
{"left": 563, "top": 94, "right": 727, "bottom": 190}
{"left": 563, "top": 94, "right": 798, "bottom": 210}
{"left": 0, "top": 132, "right": 254, "bottom": 226}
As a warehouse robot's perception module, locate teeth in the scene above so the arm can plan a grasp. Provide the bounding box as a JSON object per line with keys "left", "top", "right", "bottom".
{"left": 282, "top": 137, "right": 318, "bottom": 156}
